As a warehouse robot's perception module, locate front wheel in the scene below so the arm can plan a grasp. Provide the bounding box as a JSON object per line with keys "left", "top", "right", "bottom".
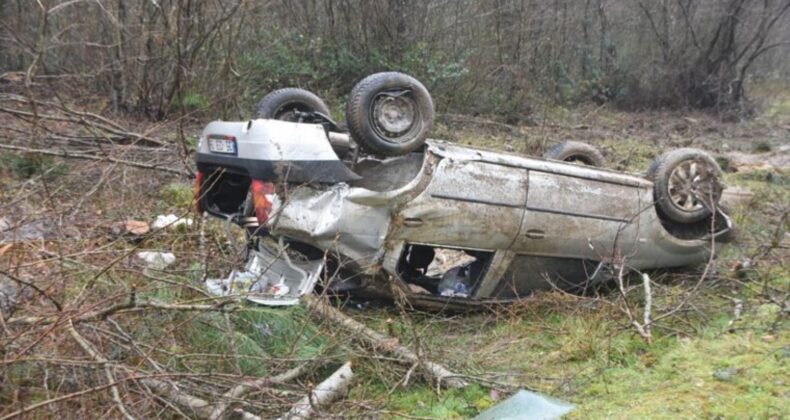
{"left": 543, "top": 141, "right": 605, "bottom": 167}
{"left": 648, "top": 148, "right": 724, "bottom": 224}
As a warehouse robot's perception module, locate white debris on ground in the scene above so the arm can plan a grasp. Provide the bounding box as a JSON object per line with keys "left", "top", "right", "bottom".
{"left": 151, "top": 214, "right": 193, "bottom": 230}
{"left": 205, "top": 270, "right": 260, "bottom": 296}
{"left": 136, "top": 251, "right": 176, "bottom": 269}
{"left": 205, "top": 271, "right": 297, "bottom": 306}
{"left": 205, "top": 244, "right": 324, "bottom": 306}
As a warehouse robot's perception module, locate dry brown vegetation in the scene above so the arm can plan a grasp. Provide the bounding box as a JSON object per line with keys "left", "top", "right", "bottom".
{"left": 1, "top": 0, "right": 789, "bottom": 418}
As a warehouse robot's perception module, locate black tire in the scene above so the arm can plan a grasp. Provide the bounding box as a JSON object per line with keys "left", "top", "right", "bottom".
{"left": 255, "top": 88, "right": 330, "bottom": 121}
{"left": 543, "top": 141, "right": 605, "bottom": 167}
{"left": 647, "top": 148, "right": 724, "bottom": 224}
{"left": 346, "top": 72, "right": 434, "bottom": 156}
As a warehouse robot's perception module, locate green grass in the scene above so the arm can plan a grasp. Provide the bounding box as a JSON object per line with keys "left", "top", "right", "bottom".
{"left": 384, "top": 384, "right": 491, "bottom": 418}
{"left": 575, "top": 324, "right": 788, "bottom": 418}
{"left": 343, "top": 290, "right": 787, "bottom": 418}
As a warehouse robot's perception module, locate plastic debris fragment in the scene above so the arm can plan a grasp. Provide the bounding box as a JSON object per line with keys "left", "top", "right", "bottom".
{"left": 474, "top": 389, "right": 575, "bottom": 420}
{"left": 136, "top": 251, "right": 176, "bottom": 269}
{"left": 151, "top": 214, "right": 193, "bottom": 230}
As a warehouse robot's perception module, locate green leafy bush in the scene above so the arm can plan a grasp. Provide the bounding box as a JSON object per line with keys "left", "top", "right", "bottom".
{"left": 239, "top": 33, "right": 469, "bottom": 116}
{"left": 181, "top": 91, "right": 210, "bottom": 111}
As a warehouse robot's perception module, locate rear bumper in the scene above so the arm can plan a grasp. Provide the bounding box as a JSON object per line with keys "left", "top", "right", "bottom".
{"left": 195, "top": 152, "right": 360, "bottom": 184}
{"left": 195, "top": 152, "right": 360, "bottom": 220}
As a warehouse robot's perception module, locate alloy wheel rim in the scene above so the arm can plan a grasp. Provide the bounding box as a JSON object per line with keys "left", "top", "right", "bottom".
{"left": 667, "top": 160, "right": 709, "bottom": 212}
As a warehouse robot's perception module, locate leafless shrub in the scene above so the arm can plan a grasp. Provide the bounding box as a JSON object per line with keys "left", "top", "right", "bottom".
{"left": 3, "top": 1, "right": 789, "bottom": 118}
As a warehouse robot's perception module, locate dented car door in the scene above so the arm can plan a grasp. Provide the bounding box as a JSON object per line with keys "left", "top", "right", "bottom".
{"left": 391, "top": 158, "right": 528, "bottom": 250}
{"left": 512, "top": 168, "right": 646, "bottom": 261}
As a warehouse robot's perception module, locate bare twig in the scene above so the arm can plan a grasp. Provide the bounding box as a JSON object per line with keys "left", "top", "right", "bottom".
{"left": 7, "top": 299, "right": 240, "bottom": 326}
{"left": 642, "top": 273, "right": 653, "bottom": 341}
{"left": 614, "top": 262, "right": 652, "bottom": 343}
{"left": 66, "top": 320, "right": 137, "bottom": 420}
{"left": 208, "top": 363, "right": 313, "bottom": 420}
{"left": 304, "top": 295, "right": 468, "bottom": 389}
{"left": 0, "top": 144, "right": 188, "bottom": 176}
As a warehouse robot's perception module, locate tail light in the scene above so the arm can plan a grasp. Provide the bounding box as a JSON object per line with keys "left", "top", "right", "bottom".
{"left": 194, "top": 171, "right": 205, "bottom": 213}
{"left": 250, "top": 180, "right": 276, "bottom": 224}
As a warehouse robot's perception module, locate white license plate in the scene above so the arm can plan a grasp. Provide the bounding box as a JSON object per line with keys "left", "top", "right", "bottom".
{"left": 208, "top": 136, "right": 237, "bottom": 154}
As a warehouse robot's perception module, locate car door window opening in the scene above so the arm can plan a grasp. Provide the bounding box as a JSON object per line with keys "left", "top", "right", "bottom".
{"left": 397, "top": 244, "right": 494, "bottom": 298}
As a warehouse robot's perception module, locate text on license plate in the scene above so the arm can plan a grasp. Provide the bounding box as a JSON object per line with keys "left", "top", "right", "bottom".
{"left": 208, "top": 135, "right": 237, "bottom": 154}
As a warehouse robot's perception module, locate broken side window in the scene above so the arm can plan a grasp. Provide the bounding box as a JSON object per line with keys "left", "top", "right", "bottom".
{"left": 397, "top": 244, "right": 493, "bottom": 298}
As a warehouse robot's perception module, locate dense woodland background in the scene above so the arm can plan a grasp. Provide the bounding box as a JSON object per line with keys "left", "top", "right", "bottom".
{"left": 2, "top": 0, "right": 790, "bottom": 120}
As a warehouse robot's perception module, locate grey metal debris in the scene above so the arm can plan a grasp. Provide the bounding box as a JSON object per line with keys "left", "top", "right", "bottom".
{"left": 205, "top": 240, "right": 323, "bottom": 306}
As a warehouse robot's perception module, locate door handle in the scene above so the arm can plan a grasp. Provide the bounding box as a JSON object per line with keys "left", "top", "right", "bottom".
{"left": 403, "top": 218, "right": 424, "bottom": 227}
{"left": 525, "top": 229, "right": 546, "bottom": 239}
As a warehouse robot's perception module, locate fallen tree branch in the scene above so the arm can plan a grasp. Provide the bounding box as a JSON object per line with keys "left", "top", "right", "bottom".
{"left": 278, "top": 361, "right": 354, "bottom": 420}
{"left": 642, "top": 273, "right": 652, "bottom": 341}
{"left": 208, "top": 363, "right": 312, "bottom": 420}
{"left": 139, "top": 378, "right": 261, "bottom": 420}
{"left": 0, "top": 370, "right": 264, "bottom": 420}
{"left": 0, "top": 97, "right": 164, "bottom": 147}
{"left": 0, "top": 268, "right": 62, "bottom": 311}
{"left": 614, "top": 262, "right": 652, "bottom": 343}
{"left": 0, "top": 380, "right": 129, "bottom": 419}
{"left": 0, "top": 143, "right": 189, "bottom": 176}
{"left": 7, "top": 299, "right": 240, "bottom": 326}
{"left": 66, "top": 320, "right": 137, "bottom": 420}
{"left": 304, "top": 295, "right": 468, "bottom": 389}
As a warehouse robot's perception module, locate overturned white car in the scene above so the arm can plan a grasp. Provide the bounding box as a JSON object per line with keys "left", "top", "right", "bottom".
{"left": 195, "top": 72, "right": 732, "bottom": 309}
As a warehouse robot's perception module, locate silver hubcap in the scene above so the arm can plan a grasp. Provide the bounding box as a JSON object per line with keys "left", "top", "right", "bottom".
{"left": 668, "top": 160, "right": 710, "bottom": 212}
{"left": 373, "top": 95, "right": 416, "bottom": 140}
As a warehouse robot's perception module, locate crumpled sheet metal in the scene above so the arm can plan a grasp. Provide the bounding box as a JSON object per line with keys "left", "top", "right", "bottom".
{"left": 474, "top": 389, "right": 575, "bottom": 420}
{"left": 205, "top": 242, "right": 323, "bottom": 306}
{"left": 269, "top": 183, "right": 392, "bottom": 272}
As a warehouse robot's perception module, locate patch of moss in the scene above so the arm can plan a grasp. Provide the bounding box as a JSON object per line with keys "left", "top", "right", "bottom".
{"left": 159, "top": 182, "right": 195, "bottom": 210}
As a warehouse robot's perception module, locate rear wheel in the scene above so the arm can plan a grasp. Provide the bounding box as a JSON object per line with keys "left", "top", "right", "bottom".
{"left": 648, "top": 148, "right": 724, "bottom": 224}
{"left": 543, "top": 141, "right": 605, "bottom": 167}
{"left": 248, "top": 88, "right": 329, "bottom": 244}
{"left": 255, "top": 88, "right": 330, "bottom": 121}
{"left": 346, "top": 72, "right": 434, "bottom": 156}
